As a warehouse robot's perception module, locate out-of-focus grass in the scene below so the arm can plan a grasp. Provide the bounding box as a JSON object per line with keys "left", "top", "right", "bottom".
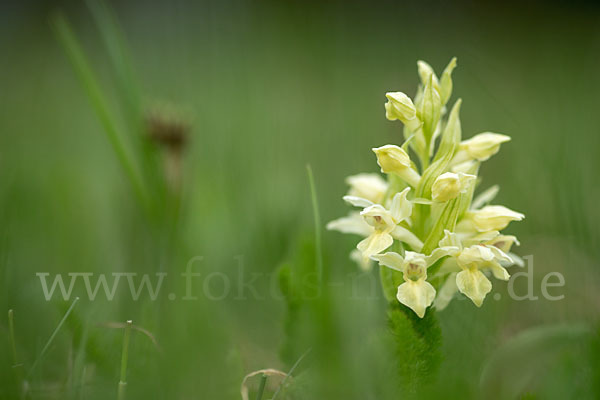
{"left": 0, "top": 0, "right": 599, "bottom": 399}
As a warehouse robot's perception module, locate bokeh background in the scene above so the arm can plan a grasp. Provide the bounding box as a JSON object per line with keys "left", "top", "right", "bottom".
{"left": 1, "top": 0, "right": 600, "bottom": 399}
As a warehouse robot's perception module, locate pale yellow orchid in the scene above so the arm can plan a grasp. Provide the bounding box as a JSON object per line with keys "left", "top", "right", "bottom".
{"left": 352, "top": 188, "right": 423, "bottom": 259}
{"left": 416, "top": 58, "right": 457, "bottom": 106}
{"left": 480, "top": 233, "right": 524, "bottom": 267}
{"left": 371, "top": 249, "right": 448, "bottom": 317}
{"left": 384, "top": 92, "right": 422, "bottom": 132}
{"left": 459, "top": 205, "right": 525, "bottom": 233}
{"left": 452, "top": 132, "right": 511, "bottom": 164}
{"left": 372, "top": 145, "right": 421, "bottom": 187}
{"left": 328, "top": 57, "right": 525, "bottom": 318}
{"left": 437, "top": 230, "right": 512, "bottom": 307}
{"left": 327, "top": 188, "right": 423, "bottom": 267}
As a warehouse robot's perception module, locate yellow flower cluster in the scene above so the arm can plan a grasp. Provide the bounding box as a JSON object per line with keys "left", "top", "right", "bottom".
{"left": 328, "top": 58, "right": 524, "bottom": 317}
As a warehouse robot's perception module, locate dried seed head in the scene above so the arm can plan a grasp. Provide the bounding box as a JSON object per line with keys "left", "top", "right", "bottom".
{"left": 146, "top": 107, "right": 190, "bottom": 153}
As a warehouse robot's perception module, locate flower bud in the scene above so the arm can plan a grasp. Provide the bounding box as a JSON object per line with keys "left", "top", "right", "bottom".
{"left": 384, "top": 92, "right": 421, "bottom": 131}
{"left": 417, "top": 60, "right": 440, "bottom": 91}
{"left": 419, "top": 75, "right": 442, "bottom": 140}
{"left": 431, "top": 172, "right": 476, "bottom": 202}
{"left": 459, "top": 132, "right": 511, "bottom": 162}
{"left": 372, "top": 145, "right": 421, "bottom": 187}
{"left": 471, "top": 205, "right": 524, "bottom": 232}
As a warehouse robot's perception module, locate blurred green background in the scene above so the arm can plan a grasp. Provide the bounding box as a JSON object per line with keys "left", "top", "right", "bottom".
{"left": 1, "top": 0, "right": 600, "bottom": 399}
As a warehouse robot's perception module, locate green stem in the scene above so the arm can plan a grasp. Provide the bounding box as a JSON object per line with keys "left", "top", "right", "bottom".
{"left": 8, "top": 310, "right": 18, "bottom": 367}
{"left": 118, "top": 320, "right": 133, "bottom": 400}
{"left": 254, "top": 374, "right": 267, "bottom": 400}
{"left": 306, "top": 164, "right": 323, "bottom": 286}
{"left": 8, "top": 310, "right": 24, "bottom": 397}
{"left": 388, "top": 303, "right": 442, "bottom": 395}
{"left": 421, "top": 142, "right": 430, "bottom": 172}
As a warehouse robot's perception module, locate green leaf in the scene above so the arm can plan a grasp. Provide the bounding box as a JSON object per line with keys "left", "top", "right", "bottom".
{"left": 51, "top": 14, "right": 148, "bottom": 210}
{"left": 432, "top": 98, "right": 462, "bottom": 164}
{"left": 415, "top": 100, "right": 461, "bottom": 202}
{"left": 86, "top": 0, "right": 141, "bottom": 124}
{"left": 439, "top": 57, "right": 457, "bottom": 105}
{"left": 457, "top": 161, "right": 480, "bottom": 218}
{"left": 419, "top": 75, "right": 442, "bottom": 144}
{"left": 421, "top": 197, "right": 460, "bottom": 255}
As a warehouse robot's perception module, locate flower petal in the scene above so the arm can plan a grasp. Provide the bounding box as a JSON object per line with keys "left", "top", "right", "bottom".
{"left": 390, "top": 226, "right": 423, "bottom": 252}
{"left": 507, "top": 252, "right": 525, "bottom": 268}
{"left": 456, "top": 269, "right": 492, "bottom": 307}
{"left": 326, "top": 212, "right": 372, "bottom": 236}
{"left": 471, "top": 185, "right": 499, "bottom": 210}
{"left": 350, "top": 249, "right": 372, "bottom": 271}
{"left": 487, "top": 245, "right": 513, "bottom": 263}
{"left": 370, "top": 252, "right": 404, "bottom": 272}
{"left": 439, "top": 229, "right": 462, "bottom": 249}
{"left": 343, "top": 195, "right": 373, "bottom": 208}
{"left": 396, "top": 280, "right": 436, "bottom": 318}
{"left": 463, "top": 230, "right": 500, "bottom": 246}
{"left": 346, "top": 173, "right": 388, "bottom": 204}
{"left": 489, "top": 262, "right": 510, "bottom": 281}
{"left": 486, "top": 234, "right": 520, "bottom": 253}
{"left": 426, "top": 246, "right": 455, "bottom": 266}
{"left": 357, "top": 232, "right": 393, "bottom": 258}
{"left": 434, "top": 272, "right": 458, "bottom": 310}
{"left": 437, "top": 256, "right": 461, "bottom": 275}
{"left": 389, "top": 187, "right": 412, "bottom": 222}
{"left": 471, "top": 205, "right": 525, "bottom": 232}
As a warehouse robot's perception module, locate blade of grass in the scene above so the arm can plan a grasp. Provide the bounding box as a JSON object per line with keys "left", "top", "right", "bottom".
{"left": 306, "top": 165, "right": 323, "bottom": 286}
{"left": 28, "top": 297, "right": 80, "bottom": 378}
{"left": 84, "top": 0, "right": 164, "bottom": 202}
{"left": 118, "top": 320, "right": 133, "bottom": 400}
{"left": 8, "top": 309, "right": 25, "bottom": 397}
{"left": 8, "top": 309, "right": 19, "bottom": 368}
{"left": 79, "top": 365, "right": 87, "bottom": 400}
{"left": 85, "top": 0, "right": 141, "bottom": 124}
{"left": 51, "top": 14, "right": 148, "bottom": 211}
{"left": 254, "top": 374, "right": 267, "bottom": 400}
{"left": 70, "top": 318, "right": 90, "bottom": 399}
{"left": 271, "top": 348, "right": 311, "bottom": 400}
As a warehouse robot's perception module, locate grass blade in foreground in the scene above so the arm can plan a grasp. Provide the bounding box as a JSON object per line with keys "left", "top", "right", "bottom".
{"left": 51, "top": 14, "right": 148, "bottom": 210}
{"left": 306, "top": 164, "right": 323, "bottom": 286}
{"left": 28, "top": 297, "right": 80, "bottom": 378}
{"left": 118, "top": 320, "right": 133, "bottom": 400}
